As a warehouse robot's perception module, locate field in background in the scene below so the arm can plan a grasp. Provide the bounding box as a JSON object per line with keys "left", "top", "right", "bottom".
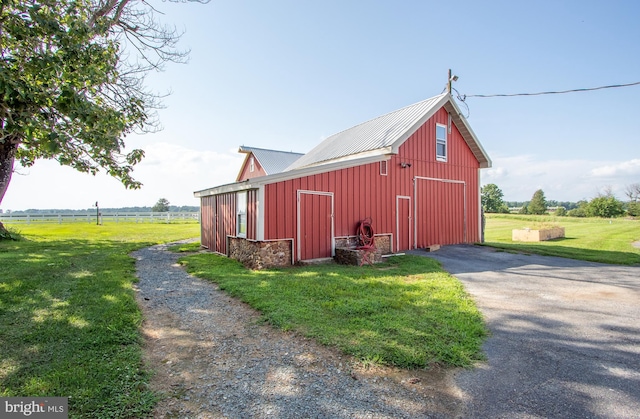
{"left": 484, "top": 214, "right": 640, "bottom": 265}
{"left": 0, "top": 222, "right": 199, "bottom": 418}
{"left": 0, "top": 212, "right": 200, "bottom": 225}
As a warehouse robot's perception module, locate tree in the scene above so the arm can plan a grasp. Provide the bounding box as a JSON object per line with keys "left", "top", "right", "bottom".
{"left": 0, "top": 0, "right": 206, "bottom": 236}
{"left": 585, "top": 191, "right": 624, "bottom": 218}
{"left": 625, "top": 183, "right": 640, "bottom": 217}
{"left": 527, "top": 189, "right": 547, "bottom": 215}
{"left": 481, "top": 183, "right": 509, "bottom": 213}
{"left": 152, "top": 198, "right": 170, "bottom": 212}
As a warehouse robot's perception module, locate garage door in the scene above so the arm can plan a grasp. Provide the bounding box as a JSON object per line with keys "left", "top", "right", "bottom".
{"left": 414, "top": 177, "right": 466, "bottom": 248}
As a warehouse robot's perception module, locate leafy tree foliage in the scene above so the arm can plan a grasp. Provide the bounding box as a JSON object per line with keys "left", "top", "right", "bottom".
{"left": 554, "top": 207, "right": 567, "bottom": 216}
{"left": 152, "top": 198, "right": 170, "bottom": 212}
{"left": 481, "top": 183, "right": 509, "bottom": 213}
{"left": 0, "top": 0, "right": 206, "bottom": 235}
{"left": 627, "top": 202, "right": 640, "bottom": 217}
{"left": 566, "top": 200, "right": 588, "bottom": 217}
{"left": 625, "top": 183, "right": 640, "bottom": 217}
{"left": 527, "top": 189, "right": 547, "bottom": 215}
{"left": 585, "top": 192, "right": 624, "bottom": 218}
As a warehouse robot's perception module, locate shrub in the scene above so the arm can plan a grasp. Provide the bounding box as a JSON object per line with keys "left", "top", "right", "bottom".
{"left": 586, "top": 195, "right": 624, "bottom": 218}
{"left": 554, "top": 207, "right": 567, "bottom": 216}
{"left": 626, "top": 202, "right": 640, "bottom": 217}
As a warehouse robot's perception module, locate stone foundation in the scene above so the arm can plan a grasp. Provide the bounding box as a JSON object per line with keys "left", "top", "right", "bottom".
{"left": 334, "top": 234, "right": 392, "bottom": 254}
{"left": 228, "top": 237, "right": 292, "bottom": 269}
{"left": 335, "top": 247, "right": 382, "bottom": 265}
{"left": 334, "top": 234, "right": 392, "bottom": 265}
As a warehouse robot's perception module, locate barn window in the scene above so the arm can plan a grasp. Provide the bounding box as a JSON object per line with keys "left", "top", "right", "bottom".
{"left": 436, "top": 123, "right": 447, "bottom": 162}
{"left": 237, "top": 191, "right": 247, "bottom": 237}
{"left": 249, "top": 157, "right": 255, "bottom": 172}
{"left": 380, "top": 160, "right": 388, "bottom": 176}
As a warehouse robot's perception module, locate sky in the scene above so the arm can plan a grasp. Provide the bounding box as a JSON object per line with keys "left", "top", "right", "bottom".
{"left": 2, "top": 0, "right": 640, "bottom": 211}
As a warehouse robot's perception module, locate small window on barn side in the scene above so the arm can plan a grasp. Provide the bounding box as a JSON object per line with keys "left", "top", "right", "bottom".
{"left": 249, "top": 157, "right": 255, "bottom": 172}
{"left": 380, "top": 160, "right": 388, "bottom": 176}
{"left": 237, "top": 191, "right": 247, "bottom": 237}
{"left": 436, "top": 123, "right": 447, "bottom": 162}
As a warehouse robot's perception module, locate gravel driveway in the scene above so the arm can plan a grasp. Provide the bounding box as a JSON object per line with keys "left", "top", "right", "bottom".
{"left": 132, "top": 243, "right": 464, "bottom": 419}
{"left": 416, "top": 245, "right": 640, "bottom": 418}
{"left": 133, "top": 243, "right": 640, "bottom": 418}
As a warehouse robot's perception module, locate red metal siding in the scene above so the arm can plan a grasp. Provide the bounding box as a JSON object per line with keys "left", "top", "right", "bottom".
{"left": 414, "top": 179, "right": 465, "bottom": 247}
{"left": 215, "top": 193, "right": 237, "bottom": 255}
{"left": 247, "top": 189, "right": 258, "bottom": 240}
{"left": 200, "top": 195, "right": 215, "bottom": 249}
{"left": 237, "top": 153, "right": 267, "bottom": 181}
{"left": 396, "top": 196, "right": 411, "bottom": 251}
{"left": 263, "top": 106, "right": 482, "bottom": 260}
{"left": 298, "top": 192, "right": 333, "bottom": 260}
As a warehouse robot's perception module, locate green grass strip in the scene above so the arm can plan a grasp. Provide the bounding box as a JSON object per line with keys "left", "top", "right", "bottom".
{"left": 180, "top": 253, "right": 488, "bottom": 368}
{"left": 0, "top": 223, "right": 199, "bottom": 418}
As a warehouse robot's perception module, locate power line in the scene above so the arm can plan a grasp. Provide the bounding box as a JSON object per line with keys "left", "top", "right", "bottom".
{"left": 462, "top": 80, "right": 640, "bottom": 99}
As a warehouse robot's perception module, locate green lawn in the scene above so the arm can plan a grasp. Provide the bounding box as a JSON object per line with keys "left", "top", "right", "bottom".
{"left": 180, "top": 253, "right": 488, "bottom": 369}
{"left": 483, "top": 214, "right": 640, "bottom": 265}
{"left": 0, "top": 223, "right": 200, "bottom": 418}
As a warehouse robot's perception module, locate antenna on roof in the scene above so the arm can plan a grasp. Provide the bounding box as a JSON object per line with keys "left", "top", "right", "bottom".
{"left": 447, "top": 69, "right": 459, "bottom": 94}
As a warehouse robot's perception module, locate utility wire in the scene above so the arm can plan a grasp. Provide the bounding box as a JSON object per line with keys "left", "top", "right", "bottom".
{"left": 462, "top": 80, "right": 640, "bottom": 99}
{"left": 451, "top": 87, "right": 470, "bottom": 118}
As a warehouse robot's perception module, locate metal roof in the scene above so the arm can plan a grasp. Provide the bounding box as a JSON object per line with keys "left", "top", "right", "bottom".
{"left": 239, "top": 146, "right": 304, "bottom": 175}
{"left": 285, "top": 93, "right": 491, "bottom": 171}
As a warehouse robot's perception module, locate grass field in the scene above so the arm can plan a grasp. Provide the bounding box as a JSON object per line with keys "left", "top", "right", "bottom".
{"left": 484, "top": 214, "right": 640, "bottom": 265}
{"left": 179, "top": 253, "right": 488, "bottom": 369}
{"left": 0, "top": 223, "right": 199, "bottom": 418}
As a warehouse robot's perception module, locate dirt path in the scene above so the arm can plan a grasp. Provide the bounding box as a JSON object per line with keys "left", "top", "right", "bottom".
{"left": 132, "top": 243, "right": 465, "bottom": 419}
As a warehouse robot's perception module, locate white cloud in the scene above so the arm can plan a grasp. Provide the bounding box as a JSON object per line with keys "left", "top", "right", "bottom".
{"left": 1, "top": 143, "right": 244, "bottom": 210}
{"left": 590, "top": 159, "right": 640, "bottom": 177}
{"left": 481, "top": 155, "right": 639, "bottom": 202}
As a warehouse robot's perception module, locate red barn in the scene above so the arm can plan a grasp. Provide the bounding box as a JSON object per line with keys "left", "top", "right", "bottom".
{"left": 195, "top": 93, "right": 491, "bottom": 268}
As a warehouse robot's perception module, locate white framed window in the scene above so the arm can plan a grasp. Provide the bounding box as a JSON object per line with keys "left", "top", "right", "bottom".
{"left": 436, "top": 123, "right": 447, "bottom": 162}
{"left": 237, "top": 191, "right": 247, "bottom": 237}
{"left": 380, "top": 160, "right": 388, "bottom": 176}
{"left": 249, "top": 157, "right": 255, "bottom": 172}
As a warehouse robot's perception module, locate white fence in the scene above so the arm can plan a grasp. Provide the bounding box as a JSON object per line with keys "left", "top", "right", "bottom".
{"left": 0, "top": 212, "right": 200, "bottom": 225}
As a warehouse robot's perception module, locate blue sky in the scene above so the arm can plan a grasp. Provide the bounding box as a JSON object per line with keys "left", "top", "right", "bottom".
{"left": 3, "top": 0, "right": 639, "bottom": 210}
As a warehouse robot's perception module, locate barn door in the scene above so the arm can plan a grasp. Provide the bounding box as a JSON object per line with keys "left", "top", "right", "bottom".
{"left": 297, "top": 191, "right": 334, "bottom": 261}
{"left": 396, "top": 196, "right": 411, "bottom": 251}
{"left": 414, "top": 177, "right": 466, "bottom": 248}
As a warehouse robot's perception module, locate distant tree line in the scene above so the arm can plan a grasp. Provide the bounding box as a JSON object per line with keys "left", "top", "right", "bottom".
{"left": 505, "top": 200, "right": 580, "bottom": 211}
{"left": 482, "top": 183, "right": 640, "bottom": 218}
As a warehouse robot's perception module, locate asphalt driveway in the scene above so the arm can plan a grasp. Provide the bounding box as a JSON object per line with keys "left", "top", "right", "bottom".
{"left": 413, "top": 245, "right": 640, "bottom": 418}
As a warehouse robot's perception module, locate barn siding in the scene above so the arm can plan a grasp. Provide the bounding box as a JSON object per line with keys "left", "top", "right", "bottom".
{"left": 199, "top": 192, "right": 238, "bottom": 255}
{"left": 237, "top": 153, "right": 267, "bottom": 181}
{"left": 263, "top": 107, "right": 481, "bottom": 260}
{"left": 247, "top": 189, "right": 258, "bottom": 240}
{"left": 200, "top": 195, "right": 215, "bottom": 249}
